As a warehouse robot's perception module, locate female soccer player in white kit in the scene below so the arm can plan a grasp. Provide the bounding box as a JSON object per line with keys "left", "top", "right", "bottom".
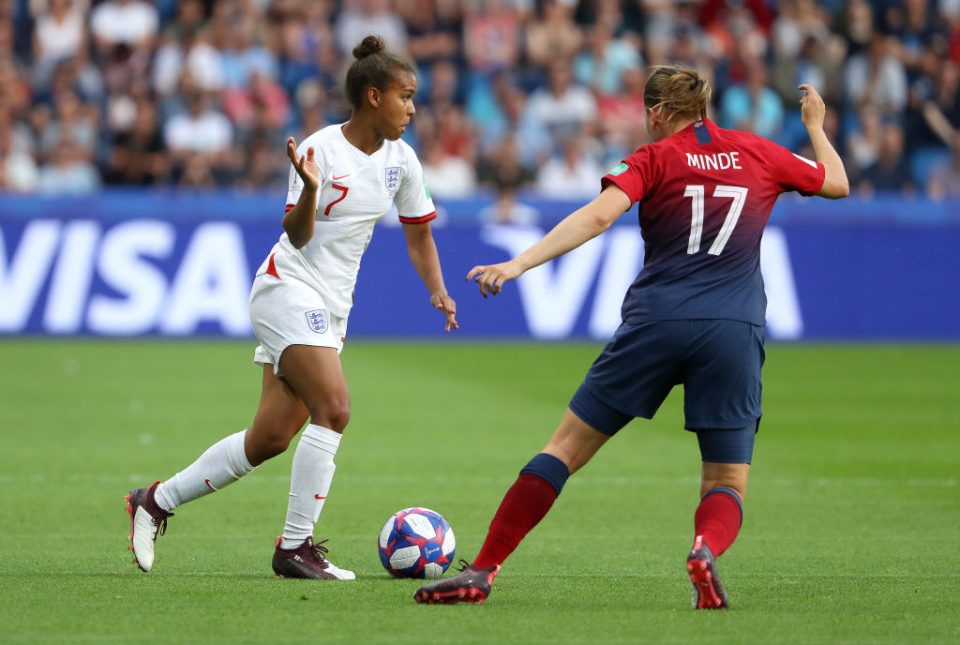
{"left": 125, "top": 36, "right": 458, "bottom": 580}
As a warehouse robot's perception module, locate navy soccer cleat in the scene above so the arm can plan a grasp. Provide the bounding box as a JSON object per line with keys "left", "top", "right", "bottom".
{"left": 125, "top": 481, "right": 173, "bottom": 573}
{"left": 687, "top": 536, "right": 729, "bottom": 609}
{"left": 413, "top": 560, "right": 500, "bottom": 604}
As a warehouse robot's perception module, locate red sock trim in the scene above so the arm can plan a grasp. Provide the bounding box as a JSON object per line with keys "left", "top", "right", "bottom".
{"left": 472, "top": 473, "right": 558, "bottom": 569}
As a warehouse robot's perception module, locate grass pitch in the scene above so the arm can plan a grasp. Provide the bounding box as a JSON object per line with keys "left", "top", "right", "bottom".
{"left": 0, "top": 340, "right": 958, "bottom": 643}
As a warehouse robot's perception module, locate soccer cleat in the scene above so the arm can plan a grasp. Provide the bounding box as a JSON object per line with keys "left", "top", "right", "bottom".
{"left": 413, "top": 559, "right": 500, "bottom": 604}
{"left": 124, "top": 481, "right": 173, "bottom": 573}
{"left": 272, "top": 536, "right": 356, "bottom": 580}
{"left": 687, "top": 536, "right": 729, "bottom": 609}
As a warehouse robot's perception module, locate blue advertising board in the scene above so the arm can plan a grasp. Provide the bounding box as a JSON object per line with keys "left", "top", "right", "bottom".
{"left": 0, "top": 192, "right": 957, "bottom": 340}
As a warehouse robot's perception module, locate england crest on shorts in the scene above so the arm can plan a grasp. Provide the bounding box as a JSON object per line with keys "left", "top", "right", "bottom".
{"left": 305, "top": 309, "right": 328, "bottom": 334}
{"left": 385, "top": 167, "right": 402, "bottom": 193}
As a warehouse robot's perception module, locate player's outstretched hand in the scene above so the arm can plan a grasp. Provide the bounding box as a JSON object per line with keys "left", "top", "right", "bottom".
{"left": 431, "top": 291, "right": 459, "bottom": 332}
{"left": 286, "top": 136, "right": 320, "bottom": 191}
{"left": 466, "top": 260, "right": 523, "bottom": 298}
{"left": 798, "top": 84, "right": 825, "bottom": 131}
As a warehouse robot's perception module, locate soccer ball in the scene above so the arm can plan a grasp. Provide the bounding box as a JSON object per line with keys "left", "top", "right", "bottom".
{"left": 378, "top": 507, "right": 455, "bottom": 579}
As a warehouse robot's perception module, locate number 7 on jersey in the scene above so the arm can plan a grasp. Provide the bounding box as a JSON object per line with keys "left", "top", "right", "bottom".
{"left": 683, "top": 184, "right": 748, "bottom": 256}
{"left": 324, "top": 183, "right": 349, "bottom": 216}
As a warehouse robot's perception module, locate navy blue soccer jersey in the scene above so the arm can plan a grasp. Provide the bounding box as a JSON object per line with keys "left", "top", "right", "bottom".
{"left": 601, "top": 118, "right": 825, "bottom": 325}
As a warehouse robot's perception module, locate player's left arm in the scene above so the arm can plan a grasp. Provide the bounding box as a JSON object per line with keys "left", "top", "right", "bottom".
{"left": 467, "top": 185, "right": 632, "bottom": 297}
{"left": 798, "top": 84, "right": 850, "bottom": 199}
{"left": 403, "top": 222, "right": 458, "bottom": 332}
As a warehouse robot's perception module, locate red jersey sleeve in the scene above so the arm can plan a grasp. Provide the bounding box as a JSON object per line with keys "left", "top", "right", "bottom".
{"left": 763, "top": 140, "right": 826, "bottom": 196}
{"left": 600, "top": 146, "right": 655, "bottom": 204}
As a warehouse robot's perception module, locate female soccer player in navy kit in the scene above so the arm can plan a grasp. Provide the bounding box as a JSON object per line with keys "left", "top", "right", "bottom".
{"left": 125, "top": 36, "right": 458, "bottom": 580}
{"left": 415, "top": 67, "right": 849, "bottom": 608}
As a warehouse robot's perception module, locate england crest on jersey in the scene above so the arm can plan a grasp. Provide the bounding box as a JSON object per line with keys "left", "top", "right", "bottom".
{"left": 385, "top": 167, "right": 402, "bottom": 193}
{"left": 305, "top": 309, "right": 328, "bottom": 334}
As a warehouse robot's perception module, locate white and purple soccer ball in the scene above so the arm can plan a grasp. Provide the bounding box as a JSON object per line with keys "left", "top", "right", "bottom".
{"left": 378, "top": 507, "right": 455, "bottom": 579}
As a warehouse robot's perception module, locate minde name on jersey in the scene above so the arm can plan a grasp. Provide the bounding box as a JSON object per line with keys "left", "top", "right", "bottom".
{"left": 686, "top": 152, "right": 742, "bottom": 171}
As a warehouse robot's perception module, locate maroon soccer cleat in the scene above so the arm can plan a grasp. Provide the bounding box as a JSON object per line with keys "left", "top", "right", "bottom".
{"left": 124, "top": 481, "right": 173, "bottom": 573}
{"left": 413, "top": 560, "right": 500, "bottom": 604}
{"left": 687, "top": 536, "right": 729, "bottom": 609}
{"left": 271, "top": 536, "right": 356, "bottom": 580}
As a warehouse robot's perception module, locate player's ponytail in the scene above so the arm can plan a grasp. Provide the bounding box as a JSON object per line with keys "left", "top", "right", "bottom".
{"left": 345, "top": 35, "right": 416, "bottom": 108}
{"left": 643, "top": 65, "right": 711, "bottom": 124}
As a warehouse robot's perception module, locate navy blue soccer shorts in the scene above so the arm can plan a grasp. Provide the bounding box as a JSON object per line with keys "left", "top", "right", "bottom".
{"left": 568, "top": 319, "right": 764, "bottom": 464}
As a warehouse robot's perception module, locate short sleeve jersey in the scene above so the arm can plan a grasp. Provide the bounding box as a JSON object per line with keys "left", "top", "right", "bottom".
{"left": 262, "top": 124, "right": 436, "bottom": 319}
{"left": 601, "top": 118, "right": 825, "bottom": 325}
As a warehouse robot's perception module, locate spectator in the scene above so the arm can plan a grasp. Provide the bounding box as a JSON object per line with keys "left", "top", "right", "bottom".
{"left": 525, "top": 59, "right": 597, "bottom": 143}
{"left": 535, "top": 135, "right": 603, "bottom": 198}
{"left": 463, "top": 0, "right": 522, "bottom": 74}
{"left": 422, "top": 139, "right": 477, "bottom": 198}
{"left": 105, "top": 98, "right": 168, "bottom": 185}
{"left": 401, "top": 0, "right": 462, "bottom": 68}
{"left": 424, "top": 59, "right": 464, "bottom": 108}
{"left": 719, "top": 58, "right": 784, "bottom": 140}
{"left": 0, "top": 111, "right": 39, "bottom": 192}
{"left": 163, "top": 88, "right": 234, "bottom": 181}
{"left": 832, "top": 0, "right": 874, "bottom": 56}
{"left": 573, "top": 23, "right": 642, "bottom": 97}
{"left": 153, "top": 27, "right": 225, "bottom": 97}
{"left": 479, "top": 186, "right": 540, "bottom": 226}
{"left": 223, "top": 71, "right": 290, "bottom": 139}
{"left": 235, "top": 135, "right": 287, "bottom": 192}
{"left": 220, "top": 22, "right": 279, "bottom": 91}
{"left": 844, "top": 34, "right": 908, "bottom": 117}
{"left": 596, "top": 66, "right": 649, "bottom": 159}
{"left": 36, "top": 89, "right": 97, "bottom": 166}
{"left": 859, "top": 122, "right": 913, "bottom": 194}
{"left": 526, "top": 0, "right": 582, "bottom": 70}
{"left": 33, "top": 0, "right": 85, "bottom": 65}
{"left": 335, "top": 0, "right": 407, "bottom": 57}
{"left": 37, "top": 140, "right": 101, "bottom": 193}
{"left": 771, "top": 34, "right": 843, "bottom": 109}
{"left": 927, "top": 132, "right": 960, "bottom": 199}
{"left": 846, "top": 105, "right": 883, "bottom": 179}
{"left": 89, "top": 0, "right": 158, "bottom": 54}
{"left": 919, "top": 61, "right": 960, "bottom": 148}
{"left": 477, "top": 134, "right": 535, "bottom": 192}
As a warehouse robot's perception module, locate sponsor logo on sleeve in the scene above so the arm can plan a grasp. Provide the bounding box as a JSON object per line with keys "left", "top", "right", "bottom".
{"left": 609, "top": 162, "right": 628, "bottom": 176}
{"left": 305, "top": 309, "right": 329, "bottom": 334}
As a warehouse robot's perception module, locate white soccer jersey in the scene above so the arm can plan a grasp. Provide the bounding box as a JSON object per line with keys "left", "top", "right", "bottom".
{"left": 259, "top": 124, "right": 436, "bottom": 319}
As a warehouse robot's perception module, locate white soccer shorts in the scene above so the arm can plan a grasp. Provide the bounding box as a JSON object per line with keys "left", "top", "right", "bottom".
{"left": 249, "top": 274, "right": 347, "bottom": 376}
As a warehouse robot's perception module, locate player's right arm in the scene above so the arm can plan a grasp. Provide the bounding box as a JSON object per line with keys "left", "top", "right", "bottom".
{"left": 467, "top": 185, "right": 632, "bottom": 297}
{"left": 798, "top": 84, "right": 849, "bottom": 199}
{"left": 282, "top": 136, "right": 320, "bottom": 248}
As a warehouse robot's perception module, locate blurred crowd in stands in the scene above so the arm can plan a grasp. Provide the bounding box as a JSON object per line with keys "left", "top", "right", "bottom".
{"left": 2, "top": 0, "right": 960, "bottom": 211}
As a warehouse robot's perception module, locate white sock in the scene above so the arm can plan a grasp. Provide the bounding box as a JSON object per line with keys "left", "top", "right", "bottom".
{"left": 280, "top": 424, "right": 341, "bottom": 549}
{"left": 154, "top": 429, "right": 255, "bottom": 512}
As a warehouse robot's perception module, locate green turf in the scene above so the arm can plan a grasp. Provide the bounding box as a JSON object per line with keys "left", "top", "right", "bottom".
{"left": 1, "top": 340, "right": 958, "bottom": 643}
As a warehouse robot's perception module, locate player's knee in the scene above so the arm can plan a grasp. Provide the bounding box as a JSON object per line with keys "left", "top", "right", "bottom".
{"left": 307, "top": 395, "right": 350, "bottom": 433}
{"left": 702, "top": 478, "right": 747, "bottom": 502}
{"left": 247, "top": 426, "right": 296, "bottom": 464}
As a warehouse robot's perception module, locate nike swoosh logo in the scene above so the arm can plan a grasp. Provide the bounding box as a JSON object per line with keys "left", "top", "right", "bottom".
{"left": 314, "top": 494, "right": 327, "bottom": 500}
{"left": 204, "top": 478, "right": 218, "bottom": 492}
{"left": 332, "top": 174, "right": 350, "bottom": 180}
